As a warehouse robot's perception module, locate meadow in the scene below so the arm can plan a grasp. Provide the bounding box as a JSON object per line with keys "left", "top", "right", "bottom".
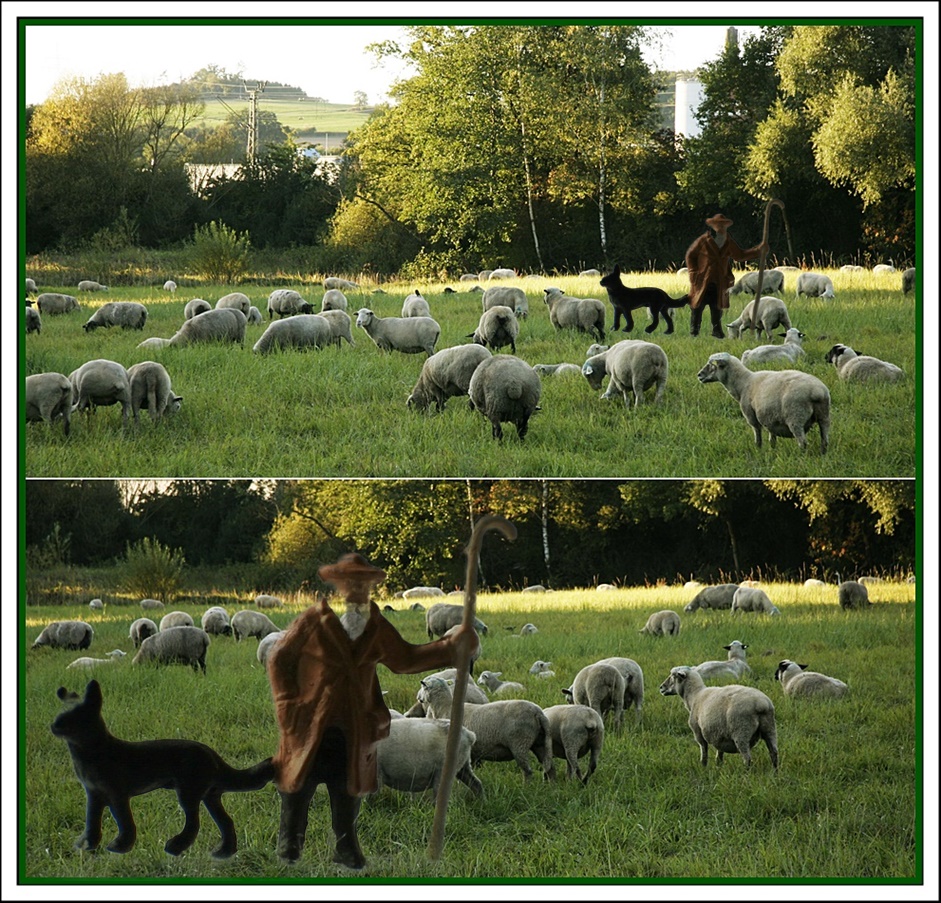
{"left": 21, "top": 581, "right": 920, "bottom": 883}
{"left": 23, "top": 269, "right": 918, "bottom": 479}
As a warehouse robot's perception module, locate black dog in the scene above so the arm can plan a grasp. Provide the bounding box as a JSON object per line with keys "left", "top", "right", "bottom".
{"left": 600, "top": 265, "right": 689, "bottom": 335}
{"left": 51, "top": 680, "right": 274, "bottom": 858}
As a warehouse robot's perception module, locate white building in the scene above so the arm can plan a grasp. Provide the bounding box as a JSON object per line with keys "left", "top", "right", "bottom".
{"left": 674, "top": 78, "right": 705, "bottom": 139}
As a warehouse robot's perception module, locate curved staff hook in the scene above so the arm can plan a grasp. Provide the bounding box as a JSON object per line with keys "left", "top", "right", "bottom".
{"left": 752, "top": 198, "right": 786, "bottom": 332}
{"left": 428, "top": 514, "right": 517, "bottom": 861}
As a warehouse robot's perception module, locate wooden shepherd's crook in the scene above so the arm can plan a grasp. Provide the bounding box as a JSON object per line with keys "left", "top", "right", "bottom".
{"left": 751, "top": 198, "right": 786, "bottom": 332}
{"left": 428, "top": 514, "right": 517, "bottom": 861}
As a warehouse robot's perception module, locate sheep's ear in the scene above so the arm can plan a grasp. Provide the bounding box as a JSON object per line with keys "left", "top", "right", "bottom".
{"left": 798, "top": 663, "right": 809, "bottom": 671}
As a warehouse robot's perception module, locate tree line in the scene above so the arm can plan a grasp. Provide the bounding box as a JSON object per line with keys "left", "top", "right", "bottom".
{"left": 24, "top": 24, "right": 917, "bottom": 273}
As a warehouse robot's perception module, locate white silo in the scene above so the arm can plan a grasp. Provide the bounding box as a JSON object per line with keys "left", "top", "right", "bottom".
{"left": 674, "top": 78, "right": 705, "bottom": 138}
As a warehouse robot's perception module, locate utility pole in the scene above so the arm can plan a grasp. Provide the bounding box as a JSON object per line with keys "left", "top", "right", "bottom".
{"left": 245, "top": 81, "right": 267, "bottom": 163}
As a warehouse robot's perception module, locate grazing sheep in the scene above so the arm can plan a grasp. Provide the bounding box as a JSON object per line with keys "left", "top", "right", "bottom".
{"left": 403, "top": 670, "right": 490, "bottom": 716}
{"left": 579, "top": 268, "right": 601, "bottom": 277}
{"left": 693, "top": 641, "right": 753, "bottom": 682}
{"left": 542, "top": 704, "right": 604, "bottom": 784}
{"left": 314, "top": 308, "right": 355, "bottom": 347}
{"left": 726, "top": 297, "right": 792, "bottom": 341}
{"left": 26, "top": 306, "right": 42, "bottom": 334}
{"left": 684, "top": 583, "right": 739, "bottom": 612}
{"left": 88, "top": 599, "right": 104, "bottom": 610}
{"left": 132, "top": 626, "right": 210, "bottom": 673}
{"left": 214, "top": 292, "right": 251, "bottom": 316}
{"left": 69, "top": 359, "right": 131, "bottom": 427}
{"left": 774, "top": 660, "right": 848, "bottom": 698}
{"left": 37, "top": 293, "right": 80, "bottom": 315}
{"left": 467, "top": 354, "right": 542, "bottom": 441}
{"left": 659, "top": 666, "right": 778, "bottom": 769}
{"left": 804, "top": 578, "right": 826, "bottom": 587}
{"left": 25, "top": 372, "right": 72, "bottom": 436}
{"left": 838, "top": 580, "right": 871, "bottom": 610}
{"left": 26, "top": 277, "right": 38, "bottom": 293}
{"left": 231, "top": 610, "right": 280, "bottom": 642}
{"left": 824, "top": 344, "right": 904, "bottom": 383}
{"left": 401, "top": 292, "right": 431, "bottom": 318}
{"left": 267, "top": 289, "right": 313, "bottom": 319}
{"left": 83, "top": 301, "right": 148, "bottom": 332}
{"left": 840, "top": 265, "right": 864, "bottom": 272}
{"left": 127, "top": 361, "right": 182, "bottom": 423}
{"left": 323, "top": 277, "right": 359, "bottom": 291}
{"left": 697, "top": 352, "right": 830, "bottom": 454}
{"left": 796, "top": 272, "right": 835, "bottom": 299}
{"left": 477, "top": 671, "right": 526, "bottom": 697}
{"left": 355, "top": 308, "right": 440, "bottom": 356}
{"left": 542, "top": 287, "right": 605, "bottom": 342}
{"left": 139, "top": 598, "right": 165, "bottom": 611}
{"left": 470, "top": 305, "right": 519, "bottom": 354}
{"left": 902, "top": 267, "right": 916, "bottom": 294}
{"left": 256, "top": 631, "right": 285, "bottom": 667}
{"left": 406, "top": 344, "right": 492, "bottom": 413}
{"left": 166, "top": 308, "right": 247, "bottom": 347}
{"left": 482, "top": 286, "right": 528, "bottom": 319}
{"left": 32, "top": 620, "right": 94, "bottom": 651}
{"left": 254, "top": 594, "right": 282, "bottom": 609}
{"left": 159, "top": 611, "right": 195, "bottom": 631}
{"left": 594, "top": 657, "right": 644, "bottom": 723}
{"left": 183, "top": 298, "right": 212, "bottom": 319}
{"left": 460, "top": 273, "right": 479, "bottom": 283}
{"left": 478, "top": 270, "right": 494, "bottom": 282}
{"left": 729, "top": 269, "right": 785, "bottom": 296}
{"left": 518, "top": 623, "right": 538, "bottom": 635}
{"left": 872, "top": 262, "right": 896, "bottom": 274}
{"left": 403, "top": 587, "right": 446, "bottom": 600}
{"left": 163, "top": 280, "right": 178, "bottom": 292}
{"left": 533, "top": 363, "right": 582, "bottom": 377}
{"left": 731, "top": 585, "right": 780, "bottom": 616}
{"left": 582, "top": 340, "right": 668, "bottom": 409}
{"left": 562, "top": 662, "right": 625, "bottom": 730}
{"left": 321, "top": 289, "right": 349, "bottom": 312}
{"left": 425, "top": 602, "right": 488, "bottom": 639}
{"left": 78, "top": 280, "right": 109, "bottom": 292}
{"left": 599, "top": 264, "right": 687, "bottom": 334}
{"left": 489, "top": 268, "right": 517, "bottom": 280}
{"left": 529, "top": 661, "right": 556, "bottom": 678}
{"left": 417, "top": 678, "right": 555, "bottom": 780}
{"left": 246, "top": 305, "right": 263, "bottom": 324}
{"left": 129, "top": 618, "right": 158, "bottom": 648}
{"left": 201, "top": 607, "right": 232, "bottom": 636}
{"left": 740, "top": 328, "right": 806, "bottom": 367}
{"left": 639, "top": 610, "right": 681, "bottom": 636}
{"left": 375, "top": 718, "right": 483, "bottom": 797}
{"left": 253, "top": 314, "right": 332, "bottom": 354}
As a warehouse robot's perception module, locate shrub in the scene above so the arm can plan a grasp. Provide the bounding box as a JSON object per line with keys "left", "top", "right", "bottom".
{"left": 188, "top": 220, "right": 252, "bottom": 283}
{"left": 120, "top": 537, "right": 186, "bottom": 605}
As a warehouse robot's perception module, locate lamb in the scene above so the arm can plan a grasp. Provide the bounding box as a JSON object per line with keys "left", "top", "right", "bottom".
{"left": 25, "top": 372, "right": 73, "bottom": 436}
{"left": 231, "top": 610, "right": 281, "bottom": 642}
{"left": 729, "top": 269, "right": 785, "bottom": 296}
{"left": 693, "top": 641, "right": 753, "bottom": 682}
{"left": 37, "top": 293, "right": 80, "bottom": 315}
{"left": 585, "top": 343, "right": 608, "bottom": 358}
{"left": 542, "top": 287, "right": 605, "bottom": 342}
{"left": 684, "top": 583, "right": 740, "bottom": 612}
{"left": 467, "top": 354, "right": 542, "bottom": 440}
{"left": 254, "top": 594, "right": 282, "bottom": 609}
{"left": 252, "top": 314, "right": 333, "bottom": 354}
{"left": 477, "top": 671, "right": 526, "bottom": 697}
{"left": 159, "top": 611, "right": 195, "bottom": 631}
{"left": 163, "top": 280, "right": 178, "bottom": 292}
{"left": 824, "top": 344, "right": 904, "bottom": 383}
{"left": 183, "top": 298, "right": 212, "bottom": 319}
{"left": 533, "top": 363, "right": 582, "bottom": 377}
{"left": 562, "top": 662, "right": 625, "bottom": 730}
{"left": 132, "top": 626, "right": 211, "bottom": 673}
{"left": 639, "top": 610, "right": 681, "bottom": 636}
{"left": 470, "top": 305, "right": 519, "bottom": 354}
{"left": 200, "top": 607, "right": 232, "bottom": 636}
{"left": 838, "top": 580, "right": 871, "bottom": 610}
{"left": 256, "top": 631, "right": 285, "bottom": 667}
{"left": 401, "top": 291, "right": 431, "bottom": 318}
{"left": 321, "top": 289, "right": 349, "bottom": 312}
{"left": 582, "top": 340, "right": 668, "bottom": 409}
{"left": 32, "top": 620, "right": 94, "bottom": 651}
{"left": 246, "top": 306, "right": 263, "bottom": 324}
{"left": 529, "top": 660, "right": 556, "bottom": 678}
{"left": 902, "top": 267, "right": 916, "bottom": 294}
{"left": 166, "top": 308, "right": 247, "bottom": 347}
{"left": 139, "top": 599, "right": 165, "bottom": 611}
{"left": 406, "top": 344, "right": 492, "bottom": 413}
{"left": 594, "top": 657, "right": 644, "bottom": 723}
{"left": 267, "top": 289, "right": 313, "bottom": 319}
{"left": 726, "top": 297, "right": 792, "bottom": 340}
{"left": 542, "top": 704, "right": 604, "bottom": 784}
{"left": 774, "top": 660, "right": 848, "bottom": 698}
{"left": 323, "top": 277, "right": 359, "bottom": 291}
{"left": 731, "top": 585, "right": 780, "bottom": 616}
{"left": 425, "top": 602, "right": 488, "bottom": 639}
{"left": 78, "top": 280, "right": 109, "bottom": 292}
{"left": 66, "top": 650, "right": 127, "bottom": 669}
{"left": 599, "top": 264, "right": 687, "bottom": 334}
{"left": 82, "top": 302, "right": 148, "bottom": 332}
{"left": 403, "top": 670, "right": 490, "bottom": 716}
{"left": 129, "top": 618, "right": 158, "bottom": 648}
{"left": 659, "top": 666, "right": 778, "bottom": 769}
{"left": 375, "top": 718, "right": 483, "bottom": 797}
{"left": 416, "top": 677, "right": 555, "bottom": 780}
{"left": 126, "top": 361, "right": 182, "bottom": 423}
{"left": 481, "top": 285, "right": 528, "bottom": 319}
{"left": 697, "top": 352, "right": 830, "bottom": 454}
{"left": 26, "top": 306, "right": 42, "bottom": 334}
{"left": 69, "top": 359, "right": 131, "bottom": 427}
{"left": 740, "top": 328, "right": 806, "bottom": 367}
{"left": 355, "top": 308, "right": 440, "bottom": 356}
{"left": 796, "top": 272, "right": 835, "bottom": 299}
{"left": 215, "top": 292, "right": 251, "bottom": 316}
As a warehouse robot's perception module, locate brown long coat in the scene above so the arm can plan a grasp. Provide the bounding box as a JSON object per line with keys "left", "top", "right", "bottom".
{"left": 685, "top": 232, "right": 762, "bottom": 310}
{"left": 268, "top": 597, "right": 461, "bottom": 796}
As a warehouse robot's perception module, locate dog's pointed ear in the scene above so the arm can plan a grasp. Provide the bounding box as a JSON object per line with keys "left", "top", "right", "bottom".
{"left": 56, "top": 686, "right": 71, "bottom": 701}
{"left": 84, "top": 680, "right": 103, "bottom": 708}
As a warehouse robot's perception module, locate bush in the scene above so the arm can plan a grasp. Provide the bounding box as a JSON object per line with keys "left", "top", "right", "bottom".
{"left": 188, "top": 220, "right": 252, "bottom": 283}
{"left": 120, "top": 537, "right": 186, "bottom": 605}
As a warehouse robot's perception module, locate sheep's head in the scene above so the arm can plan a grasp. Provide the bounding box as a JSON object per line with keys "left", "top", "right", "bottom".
{"left": 825, "top": 344, "right": 853, "bottom": 365}
{"left": 697, "top": 353, "right": 736, "bottom": 384}
{"left": 355, "top": 308, "right": 374, "bottom": 328}
{"left": 773, "top": 660, "right": 806, "bottom": 682}
{"left": 582, "top": 357, "right": 607, "bottom": 390}
{"left": 659, "top": 666, "right": 694, "bottom": 697}
{"left": 724, "top": 641, "right": 748, "bottom": 654}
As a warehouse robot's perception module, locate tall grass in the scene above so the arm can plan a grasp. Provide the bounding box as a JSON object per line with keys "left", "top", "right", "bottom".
{"left": 21, "top": 581, "right": 919, "bottom": 882}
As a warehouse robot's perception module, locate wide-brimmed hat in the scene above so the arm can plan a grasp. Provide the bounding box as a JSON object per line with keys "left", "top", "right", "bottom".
{"left": 706, "top": 213, "right": 734, "bottom": 229}
{"left": 318, "top": 553, "right": 386, "bottom": 588}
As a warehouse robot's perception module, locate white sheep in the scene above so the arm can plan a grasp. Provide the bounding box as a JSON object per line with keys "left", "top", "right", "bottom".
{"left": 542, "top": 287, "right": 605, "bottom": 342}
{"left": 254, "top": 594, "right": 283, "bottom": 609}
{"left": 26, "top": 277, "right": 38, "bottom": 293}
{"left": 355, "top": 308, "right": 440, "bottom": 356}
{"left": 183, "top": 298, "right": 212, "bottom": 319}
{"left": 585, "top": 343, "right": 609, "bottom": 358}
{"left": 697, "top": 352, "right": 830, "bottom": 454}
{"left": 25, "top": 372, "right": 73, "bottom": 436}
{"left": 582, "top": 340, "right": 668, "bottom": 409}
{"left": 659, "top": 666, "right": 778, "bottom": 769}
{"left": 32, "top": 620, "right": 94, "bottom": 650}
{"left": 729, "top": 269, "right": 785, "bottom": 296}
{"left": 529, "top": 660, "right": 556, "bottom": 678}
{"left": 252, "top": 314, "right": 333, "bottom": 354}
{"left": 684, "top": 583, "right": 739, "bottom": 612}
{"left": 201, "top": 607, "right": 232, "bottom": 636}
{"left": 323, "top": 277, "right": 359, "bottom": 291}
{"left": 69, "top": 359, "right": 131, "bottom": 427}
{"left": 477, "top": 671, "right": 526, "bottom": 697}
{"left": 267, "top": 289, "right": 313, "bottom": 319}
{"left": 78, "top": 280, "right": 109, "bottom": 292}
{"left": 425, "top": 602, "right": 488, "bottom": 638}
{"left": 231, "top": 609, "right": 281, "bottom": 642}
{"left": 470, "top": 305, "right": 519, "bottom": 354}
{"left": 594, "top": 657, "right": 644, "bottom": 723}
{"left": 774, "top": 660, "right": 848, "bottom": 698}
{"left": 66, "top": 650, "right": 126, "bottom": 669}
{"left": 562, "top": 662, "right": 625, "bottom": 730}
{"left": 401, "top": 291, "right": 431, "bottom": 318}
{"left": 467, "top": 354, "right": 542, "bottom": 441}
{"left": 489, "top": 268, "right": 517, "bottom": 280}
{"left": 740, "top": 328, "right": 806, "bottom": 367}
{"left": 163, "top": 280, "right": 178, "bottom": 292}
{"left": 215, "top": 292, "right": 251, "bottom": 316}
{"left": 518, "top": 623, "right": 538, "bottom": 635}
{"left": 256, "top": 630, "right": 285, "bottom": 667}
{"left": 542, "top": 704, "right": 604, "bottom": 784}
{"left": 403, "top": 671, "right": 489, "bottom": 716}
{"left": 824, "top": 344, "right": 904, "bottom": 383}
{"left": 246, "top": 305, "right": 263, "bottom": 324}
{"left": 314, "top": 309, "right": 355, "bottom": 347}
{"left": 872, "top": 262, "right": 896, "bottom": 274}
{"left": 478, "top": 270, "right": 494, "bottom": 282}
{"left": 639, "top": 610, "right": 681, "bottom": 636}
{"left": 693, "top": 641, "right": 753, "bottom": 682}
{"left": 731, "top": 585, "right": 780, "bottom": 616}
{"left": 139, "top": 598, "right": 165, "bottom": 611}
{"left": 840, "top": 265, "right": 864, "bottom": 272}
{"left": 37, "top": 292, "right": 80, "bottom": 314}
{"left": 482, "top": 285, "right": 528, "bottom": 319}
{"left": 166, "top": 308, "right": 247, "bottom": 347}
{"left": 838, "top": 580, "right": 871, "bottom": 610}
{"left": 533, "top": 363, "right": 582, "bottom": 377}
{"left": 88, "top": 599, "right": 104, "bottom": 610}
{"left": 406, "top": 344, "right": 492, "bottom": 413}
{"left": 796, "top": 272, "right": 835, "bottom": 299}
{"left": 321, "top": 289, "right": 349, "bottom": 312}
{"left": 128, "top": 617, "right": 158, "bottom": 648}
{"left": 126, "top": 361, "right": 182, "bottom": 423}
{"left": 726, "top": 296, "right": 792, "bottom": 340}
{"left": 26, "top": 306, "right": 42, "bottom": 334}
{"left": 902, "top": 267, "right": 916, "bottom": 294}
{"left": 82, "top": 302, "right": 148, "bottom": 332}
{"left": 403, "top": 587, "right": 445, "bottom": 599}
{"left": 803, "top": 578, "right": 826, "bottom": 587}
{"left": 159, "top": 611, "right": 195, "bottom": 631}
{"left": 459, "top": 273, "right": 479, "bottom": 283}
{"left": 132, "top": 625, "right": 210, "bottom": 673}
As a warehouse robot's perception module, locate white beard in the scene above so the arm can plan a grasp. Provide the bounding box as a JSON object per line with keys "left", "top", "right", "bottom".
{"left": 714, "top": 232, "right": 727, "bottom": 248}
{"left": 340, "top": 605, "right": 369, "bottom": 640}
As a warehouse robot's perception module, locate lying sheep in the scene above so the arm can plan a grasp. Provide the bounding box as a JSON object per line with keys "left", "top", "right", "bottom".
{"left": 562, "top": 662, "right": 625, "bottom": 730}
{"left": 132, "top": 626, "right": 210, "bottom": 673}
{"left": 482, "top": 285, "right": 528, "bottom": 319}
{"left": 252, "top": 314, "right": 333, "bottom": 354}
{"left": 69, "top": 359, "right": 131, "bottom": 427}
{"left": 774, "top": 660, "right": 849, "bottom": 698}
{"left": 184, "top": 298, "right": 211, "bottom": 319}
{"left": 529, "top": 661, "right": 556, "bottom": 678}
{"left": 255, "top": 594, "right": 283, "bottom": 609}
{"left": 159, "top": 611, "right": 194, "bottom": 631}
{"left": 470, "top": 305, "right": 519, "bottom": 354}
{"left": 81, "top": 302, "right": 148, "bottom": 332}
{"left": 425, "top": 602, "right": 488, "bottom": 639}
{"left": 684, "top": 583, "right": 739, "bottom": 612}
{"left": 375, "top": 718, "right": 483, "bottom": 797}
{"left": 731, "top": 585, "right": 780, "bottom": 616}
{"left": 231, "top": 610, "right": 280, "bottom": 642}
{"left": 726, "top": 297, "right": 792, "bottom": 340}
{"left": 522, "top": 585, "right": 547, "bottom": 593}
{"left": 323, "top": 277, "right": 359, "bottom": 291}
{"left": 356, "top": 308, "right": 440, "bottom": 356}
{"left": 322, "top": 289, "right": 349, "bottom": 312}
{"left": 542, "top": 287, "right": 605, "bottom": 342}
{"left": 215, "top": 292, "right": 251, "bottom": 316}
{"left": 872, "top": 262, "right": 896, "bottom": 274}
{"left": 902, "top": 267, "right": 916, "bottom": 294}
{"left": 201, "top": 607, "right": 232, "bottom": 636}
{"left": 129, "top": 617, "right": 158, "bottom": 648}
{"left": 88, "top": 599, "right": 104, "bottom": 610}
{"left": 582, "top": 340, "right": 668, "bottom": 409}
{"left": 32, "top": 620, "right": 94, "bottom": 650}
{"left": 256, "top": 630, "right": 285, "bottom": 667}
{"left": 729, "top": 269, "right": 785, "bottom": 296}
{"left": 406, "top": 344, "right": 492, "bottom": 413}
{"left": 467, "top": 354, "right": 542, "bottom": 441}
{"left": 66, "top": 650, "right": 126, "bottom": 669}
{"left": 267, "top": 289, "right": 313, "bottom": 319}
{"left": 26, "top": 306, "right": 42, "bottom": 334}
{"left": 824, "top": 344, "right": 904, "bottom": 383}
{"left": 166, "top": 308, "right": 247, "bottom": 347}
{"left": 163, "top": 280, "right": 178, "bottom": 292}
{"left": 477, "top": 671, "right": 526, "bottom": 697}
{"left": 404, "top": 587, "right": 445, "bottom": 600}
{"left": 401, "top": 292, "right": 431, "bottom": 318}
{"left": 533, "top": 363, "right": 582, "bottom": 377}
{"left": 697, "top": 352, "right": 830, "bottom": 454}
{"left": 417, "top": 678, "right": 555, "bottom": 780}
{"left": 659, "top": 666, "right": 778, "bottom": 769}
{"left": 796, "top": 272, "right": 835, "bottom": 299}
{"left": 37, "top": 293, "right": 80, "bottom": 315}
{"left": 838, "top": 580, "right": 871, "bottom": 610}
{"left": 740, "top": 328, "right": 806, "bottom": 367}
{"left": 25, "top": 372, "right": 72, "bottom": 436}
{"left": 693, "top": 641, "right": 752, "bottom": 682}
{"left": 594, "top": 657, "right": 644, "bottom": 723}
{"left": 639, "top": 610, "right": 681, "bottom": 636}
{"left": 126, "top": 361, "right": 182, "bottom": 423}
{"left": 804, "top": 578, "right": 826, "bottom": 587}
{"left": 542, "top": 704, "right": 604, "bottom": 784}
{"left": 139, "top": 598, "right": 165, "bottom": 611}
{"left": 78, "top": 280, "right": 108, "bottom": 292}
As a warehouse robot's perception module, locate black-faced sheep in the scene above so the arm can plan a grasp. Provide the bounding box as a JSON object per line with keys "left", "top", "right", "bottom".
{"left": 824, "top": 344, "right": 904, "bottom": 383}
{"left": 129, "top": 617, "right": 158, "bottom": 648}
{"left": 407, "top": 344, "right": 492, "bottom": 413}
{"left": 355, "top": 308, "right": 440, "bottom": 356}
{"left": 26, "top": 306, "right": 42, "bottom": 334}
{"left": 200, "top": 607, "right": 232, "bottom": 636}
{"left": 184, "top": 298, "right": 212, "bottom": 319}
{"left": 267, "top": 290, "right": 313, "bottom": 319}
{"left": 321, "top": 289, "right": 349, "bottom": 312}
{"left": 32, "top": 620, "right": 94, "bottom": 651}
{"left": 83, "top": 302, "right": 148, "bottom": 332}
{"left": 126, "top": 362, "right": 182, "bottom": 423}
{"left": 774, "top": 660, "right": 848, "bottom": 698}
{"left": 467, "top": 354, "right": 541, "bottom": 441}
{"left": 69, "top": 359, "right": 132, "bottom": 427}
{"left": 25, "top": 372, "right": 73, "bottom": 436}
{"left": 542, "top": 288, "right": 605, "bottom": 342}
{"left": 132, "top": 626, "right": 210, "bottom": 673}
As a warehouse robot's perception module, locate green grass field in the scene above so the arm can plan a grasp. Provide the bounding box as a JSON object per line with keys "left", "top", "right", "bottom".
{"left": 23, "top": 269, "right": 918, "bottom": 478}
{"left": 21, "top": 580, "right": 919, "bottom": 882}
